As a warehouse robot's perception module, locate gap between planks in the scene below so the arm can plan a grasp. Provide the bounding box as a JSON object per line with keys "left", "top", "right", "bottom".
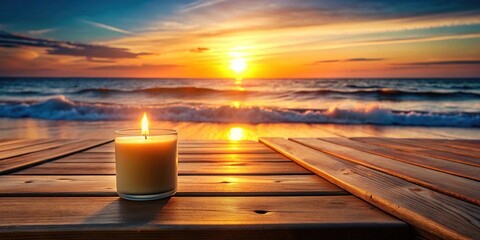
{"left": 13, "top": 161, "right": 313, "bottom": 176}
{"left": 54, "top": 152, "right": 291, "bottom": 163}
{"left": 0, "top": 175, "right": 347, "bottom": 197}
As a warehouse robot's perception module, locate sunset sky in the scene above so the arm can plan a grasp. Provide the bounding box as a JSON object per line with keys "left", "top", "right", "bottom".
{"left": 1, "top": 0, "right": 480, "bottom": 78}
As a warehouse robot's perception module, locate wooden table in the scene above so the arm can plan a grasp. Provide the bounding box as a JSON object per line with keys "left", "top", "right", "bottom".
{"left": 0, "top": 138, "right": 478, "bottom": 239}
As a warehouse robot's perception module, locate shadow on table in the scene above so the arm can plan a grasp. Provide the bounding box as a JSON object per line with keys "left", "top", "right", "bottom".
{"left": 84, "top": 197, "right": 172, "bottom": 225}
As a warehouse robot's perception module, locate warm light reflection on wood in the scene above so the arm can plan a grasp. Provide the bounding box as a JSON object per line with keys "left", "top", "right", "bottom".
{"left": 228, "top": 127, "right": 244, "bottom": 141}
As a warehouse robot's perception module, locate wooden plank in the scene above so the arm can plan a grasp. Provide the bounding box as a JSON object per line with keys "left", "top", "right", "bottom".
{"left": 437, "top": 140, "right": 480, "bottom": 151}
{"left": 0, "top": 175, "right": 347, "bottom": 197}
{"left": 0, "top": 139, "right": 17, "bottom": 144}
{"left": 259, "top": 138, "right": 480, "bottom": 240}
{"left": 14, "top": 162, "right": 312, "bottom": 175}
{"left": 322, "top": 138, "right": 480, "bottom": 181}
{"left": 179, "top": 147, "right": 276, "bottom": 154}
{"left": 392, "top": 138, "right": 480, "bottom": 158}
{"left": 54, "top": 152, "right": 290, "bottom": 163}
{"left": 88, "top": 142, "right": 268, "bottom": 151}
{"left": 0, "top": 196, "right": 410, "bottom": 240}
{"left": 179, "top": 140, "right": 257, "bottom": 143}
{"left": 0, "top": 139, "right": 112, "bottom": 175}
{"left": 357, "top": 137, "right": 480, "bottom": 167}
{"left": 180, "top": 142, "right": 266, "bottom": 148}
{"left": 86, "top": 145, "right": 276, "bottom": 154}
{"left": 0, "top": 139, "right": 49, "bottom": 152}
{"left": 0, "top": 139, "right": 28, "bottom": 151}
{"left": 413, "top": 139, "right": 480, "bottom": 152}
{"left": 0, "top": 139, "right": 67, "bottom": 159}
{"left": 177, "top": 153, "right": 290, "bottom": 162}
{"left": 291, "top": 138, "right": 480, "bottom": 205}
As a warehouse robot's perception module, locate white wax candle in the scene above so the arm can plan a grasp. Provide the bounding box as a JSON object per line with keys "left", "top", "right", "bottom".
{"left": 115, "top": 135, "right": 177, "bottom": 195}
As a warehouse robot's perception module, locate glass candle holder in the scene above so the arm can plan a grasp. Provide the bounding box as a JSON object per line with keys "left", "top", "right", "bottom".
{"left": 115, "top": 129, "right": 178, "bottom": 201}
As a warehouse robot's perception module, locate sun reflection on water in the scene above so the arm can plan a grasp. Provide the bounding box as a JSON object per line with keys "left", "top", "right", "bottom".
{"left": 232, "top": 101, "right": 241, "bottom": 108}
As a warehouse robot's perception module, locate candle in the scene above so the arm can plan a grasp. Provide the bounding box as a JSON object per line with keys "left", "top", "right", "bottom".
{"left": 115, "top": 113, "right": 178, "bottom": 201}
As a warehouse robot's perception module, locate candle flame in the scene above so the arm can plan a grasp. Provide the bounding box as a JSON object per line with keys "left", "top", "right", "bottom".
{"left": 141, "top": 112, "right": 149, "bottom": 137}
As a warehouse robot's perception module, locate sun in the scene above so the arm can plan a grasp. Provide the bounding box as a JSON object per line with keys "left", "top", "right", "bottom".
{"left": 230, "top": 58, "right": 247, "bottom": 74}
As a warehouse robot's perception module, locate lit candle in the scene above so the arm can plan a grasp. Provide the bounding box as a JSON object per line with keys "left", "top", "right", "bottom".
{"left": 115, "top": 113, "right": 178, "bottom": 201}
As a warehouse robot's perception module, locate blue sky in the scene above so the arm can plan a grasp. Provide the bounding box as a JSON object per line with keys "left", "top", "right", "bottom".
{"left": 0, "top": 0, "right": 479, "bottom": 77}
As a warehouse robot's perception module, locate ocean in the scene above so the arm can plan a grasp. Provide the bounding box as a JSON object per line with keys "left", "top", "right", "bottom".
{"left": 0, "top": 78, "right": 479, "bottom": 127}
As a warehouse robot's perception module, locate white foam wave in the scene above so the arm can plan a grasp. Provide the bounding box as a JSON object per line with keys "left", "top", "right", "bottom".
{"left": 0, "top": 96, "right": 479, "bottom": 127}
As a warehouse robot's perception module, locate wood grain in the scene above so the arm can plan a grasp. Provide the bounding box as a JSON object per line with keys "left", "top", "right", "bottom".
{"left": 0, "top": 139, "right": 50, "bottom": 152}
{"left": 14, "top": 162, "right": 312, "bottom": 175}
{"left": 0, "top": 139, "right": 17, "bottom": 144}
{"left": 390, "top": 138, "right": 480, "bottom": 158}
{"left": 88, "top": 142, "right": 266, "bottom": 151}
{"left": 291, "top": 138, "right": 480, "bottom": 205}
{"left": 0, "top": 139, "right": 55, "bottom": 154}
{"left": 0, "top": 139, "right": 68, "bottom": 159}
{"left": 54, "top": 152, "right": 290, "bottom": 163}
{"left": 0, "top": 175, "right": 346, "bottom": 197}
{"left": 260, "top": 137, "right": 480, "bottom": 240}
{"left": 0, "top": 196, "right": 409, "bottom": 240}
{"left": 356, "top": 137, "right": 480, "bottom": 167}
{"left": 322, "top": 138, "right": 480, "bottom": 181}
{"left": 179, "top": 143, "right": 265, "bottom": 148}
{"left": 0, "top": 139, "right": 112, "bottom": 175}
{"left": 89, "top": 141, "right": 269, "bottom": 149}
{"left": 178, "top": 140, "right": 257, "bottom": 143}
{"left": 86, "top": 145, "right": 276, "bottom": 154}
{"left": 410, "top": 139, "right": 480, "bottom": 152}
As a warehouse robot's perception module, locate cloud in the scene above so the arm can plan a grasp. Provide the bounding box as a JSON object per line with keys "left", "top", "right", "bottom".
{"left": 90, "top": 64, "right": 180, "bottom": 71}
{"left": 27, "top": 28, "right": 56, "bottom": 36}
{"left": 0, "top": 31, "right": 149, "bottom": 60}
{"left": 86, "top": 57, "right": 115, "bottom": 63}
{"left": 392, "top": 60, "right": 480, "bottom": 66}
{"left": 312, "top": 58, "right": 385, "bottom": 64}
{"left": 189, "top": 47, "right": 209, "bottom": 53}
{"left": 346, "top": 58, "right": 385, "bottom": 62}
{"left": 180, "top": 0, "right": 227, "bottom": 13}
{"left": 81, "top": 19, "right": 135, "bottom": 35}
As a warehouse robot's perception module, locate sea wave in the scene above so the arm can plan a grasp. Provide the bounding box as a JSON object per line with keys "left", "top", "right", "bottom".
{"left": 71, "top": 87, "right": 480, "bottom": 100}
{"left": 2, "top": 86, "right": 479, "bottom": 101}
{"left": 294, "top": 89, "right": 480, "bottom": 100}
{"left": 0, "top": 96, "right": 478, "bottom": 127}
{"left": 73, "top": 86, "right": 252, "bottom": 96}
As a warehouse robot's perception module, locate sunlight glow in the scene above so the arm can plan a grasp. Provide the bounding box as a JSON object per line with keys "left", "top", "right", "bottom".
{"left": 230, "top": 58, "right": 247, "bottom": 74}
{"left": 235, "top": 77, "right": 243, "bottom": 85}
{"left": 228, "top": 127, "right": 244, "bottom": 141}
{"left": 232, "top": 101, "right": 241, "bottom": 108}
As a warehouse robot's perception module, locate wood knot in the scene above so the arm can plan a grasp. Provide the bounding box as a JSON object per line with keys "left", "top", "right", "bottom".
{"left": 341, "top": 169, "right": 355, "bottom": 175}
{"left": 253, "top": 210, "right": 269, "bottom": 214}
{"left": 220, "top": 181, "right": 230, "bottom": 184}
{"left": 24, "top": 180, "right": 33, "bottom": 183}
{"left": 409, "top": 188, "right": 422, "bottom": 192}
